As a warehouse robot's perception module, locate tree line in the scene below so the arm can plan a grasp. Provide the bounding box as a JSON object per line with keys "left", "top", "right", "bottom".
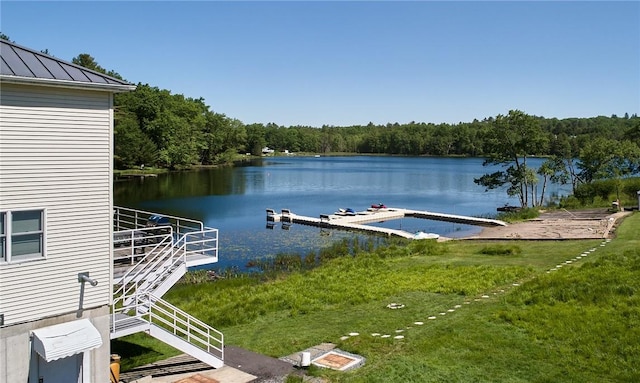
{"left": 10, "top": 39, "right": 639, "bottom": 208}
{"left": 111, "top": 81, "right": 639, "bottom": 167}
{"left": 110, "top": 80, "right": 640, "bottom": 208}
{"left": 75, "top": 50, "right": 638, "bottom": 208}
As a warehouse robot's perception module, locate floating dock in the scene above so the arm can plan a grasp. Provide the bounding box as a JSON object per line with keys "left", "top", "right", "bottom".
{"left": 266, "top": 207, "right": 507, "bottom": 240}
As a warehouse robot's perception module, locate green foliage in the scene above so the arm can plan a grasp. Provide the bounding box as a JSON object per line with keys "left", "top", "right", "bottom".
{"left": 71, "top": 51, "right": 640, "bottom": 176}
{"left": 577, "top": 137, "right": 640, "bottom": 185}
{"left": 474, "top": 110, "right": 554, "bottom": 208}
{"left": 116, "top": 215, "right": 640, "bottom": 382}
{"left": 567, "top": 177, "right": 640, "bottom": 207}
{"left": 496, "top": 207, "right": 540, "bottom": 222}
{"left": 497, "top": 251, "right": 640, "bottom": 381}
{"left": 284, "top": 375, "right": 305, "bottom": 383}
{"left": 479, "top": 244, "right": 522, "bottom": 256}
{"left": 406, "top": 238, "right": 447, "bottom": 256}
{"left": 111, "top": 336, "right": 181, "bottom": 371}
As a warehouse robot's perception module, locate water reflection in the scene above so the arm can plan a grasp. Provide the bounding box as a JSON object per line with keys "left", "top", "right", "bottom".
{"left": 115, "top": 156, "right": 571, "bottom": 270}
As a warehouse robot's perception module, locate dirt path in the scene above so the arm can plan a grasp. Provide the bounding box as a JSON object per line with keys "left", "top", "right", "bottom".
{"left": 466, "top": 208, "right": 631, "bottom": 240}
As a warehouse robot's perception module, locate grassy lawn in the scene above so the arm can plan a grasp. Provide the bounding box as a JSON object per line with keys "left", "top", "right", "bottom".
{"left": 113, "top": 213, "right": 640, "bottom": 382}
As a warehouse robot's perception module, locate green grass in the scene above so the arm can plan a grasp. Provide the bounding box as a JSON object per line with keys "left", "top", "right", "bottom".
{"left": 114, "top": 167, "right": 167, "bottom": 177}
{"left": 114, "top": 213, "right": 640, "bottom": 382}
{"left": 111, "top": 333, "right": 182, "bottom": 371}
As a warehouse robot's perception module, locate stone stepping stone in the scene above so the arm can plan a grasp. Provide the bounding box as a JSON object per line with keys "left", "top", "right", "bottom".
{"left": 414, "top": 321, "right": 424, "bottom": 325}
{"left": 394, "top": 335, "right": 404, "bottom": 340}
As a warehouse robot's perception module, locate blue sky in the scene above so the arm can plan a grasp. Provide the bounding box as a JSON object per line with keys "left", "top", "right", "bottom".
{"left": 2, "top": 1, "right": 639, "bottom": 127}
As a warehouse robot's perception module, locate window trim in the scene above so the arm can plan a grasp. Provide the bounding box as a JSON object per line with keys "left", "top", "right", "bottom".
{"left": 0, "top": 209, "right": 47, "bottom": 264}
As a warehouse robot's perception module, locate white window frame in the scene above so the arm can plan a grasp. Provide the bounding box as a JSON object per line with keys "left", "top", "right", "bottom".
{"left": 0, "top": 209, "right": 47, "bottom": 263}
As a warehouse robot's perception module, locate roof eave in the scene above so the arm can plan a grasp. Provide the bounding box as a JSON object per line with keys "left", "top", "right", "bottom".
{"left": 0, "top": 75, "right": 136, "bottom": 93}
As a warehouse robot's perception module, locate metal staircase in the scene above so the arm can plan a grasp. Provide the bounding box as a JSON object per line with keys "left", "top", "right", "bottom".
{"left": 110, "top": 207, "right": 224, "bottom": 368}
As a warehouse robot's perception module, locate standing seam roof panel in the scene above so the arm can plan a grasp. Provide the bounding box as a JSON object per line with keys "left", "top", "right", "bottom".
{"left": 14, "top": 48, "right": 55, "bottom": 79}
{"left": 1, "top": 45, "right": 34, "bottom": 77}
{"left": 0, "top": 57, "right": 13, "bottom": 75}
{"left": 36, "top": 56, "right": 74, "bottom": 81}
{"left": 0, "top": 39, "right": 133, "bottom": 87}
{"left": 82, "top": 70, "right": 111, "bottom": 84}
{"left": 59, "top": 65, "right": 92, "bottom": 82}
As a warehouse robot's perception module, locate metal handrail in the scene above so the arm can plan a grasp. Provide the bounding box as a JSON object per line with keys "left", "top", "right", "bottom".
{"left": 114, "top": 206, "right": 204, "bottom": 235}
{"left": 113, "top": 234, "right": 181, "bottom": 307}
{"left": 113, "top": 227, "right": 218, "bottom": 303}
{"left": 146, "top": 293, "right": 224, "bottom": 357}
{"left": 110, "top": 292, "right": 224, "bottom": 361}
{"left": 180, "top": 229, "right": 219, "bottom": 258}
{"left": 111, "top": 207, "right": 223, "bottom": 363}
{"left": 113, "top": 227, "right": 174, "bottom": 264}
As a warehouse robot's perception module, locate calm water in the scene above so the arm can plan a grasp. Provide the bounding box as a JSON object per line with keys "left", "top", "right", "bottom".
{"left": 114, "top": 156, "right": 570, "bottom": 270}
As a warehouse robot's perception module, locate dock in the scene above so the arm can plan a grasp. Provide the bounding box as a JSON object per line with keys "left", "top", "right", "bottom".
{"left": 266, "top": 207, "right": 507, "bottom": 240}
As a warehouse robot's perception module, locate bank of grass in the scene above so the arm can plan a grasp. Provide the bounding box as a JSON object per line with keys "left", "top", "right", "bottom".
{"left": 113, "top": 167, "right": 167, "bottom": 177}
{"left": 114, "top": 213, "right": 640, "bottom": 382}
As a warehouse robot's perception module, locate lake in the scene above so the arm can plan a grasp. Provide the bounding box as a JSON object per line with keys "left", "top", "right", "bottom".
{"left": 114, "top": 156, "right": 570, "bottom": 270}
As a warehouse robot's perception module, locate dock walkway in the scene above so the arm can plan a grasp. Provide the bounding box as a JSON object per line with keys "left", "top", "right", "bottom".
{"left": 267, "top": 207, "right": 507, "bottom": 240}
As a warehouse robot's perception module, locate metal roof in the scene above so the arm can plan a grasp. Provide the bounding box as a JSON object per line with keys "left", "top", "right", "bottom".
{"left": 0, "top": 39, "right": 134, "bottom": 91}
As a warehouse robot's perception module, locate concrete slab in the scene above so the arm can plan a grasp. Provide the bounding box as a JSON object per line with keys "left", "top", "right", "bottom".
{"left": 128, "top": 366, "right": 254, "bottom": 383}
{"left": 281, "top": 344, "right": 365, "bottom": 372}
{"left": 313, "top": 349, "right": 365, "bottom": 371}
{"left": 120, "top": 346, "right": 292, "bottom": 383}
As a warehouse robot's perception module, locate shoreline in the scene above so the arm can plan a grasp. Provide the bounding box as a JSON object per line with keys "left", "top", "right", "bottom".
{"left": 460, "top": 209, "right": 630, "bottom": 241}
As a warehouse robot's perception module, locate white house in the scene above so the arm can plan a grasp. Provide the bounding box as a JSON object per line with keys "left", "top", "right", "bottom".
{"left": 0, "top": 39, "right": 136, "bottom": 382}
{"left": 0, "top": 39, "right": 224, "bottom": 383}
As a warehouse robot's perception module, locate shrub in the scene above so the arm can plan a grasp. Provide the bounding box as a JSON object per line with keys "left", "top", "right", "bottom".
{"left": 407, "top": 238, "right": 447, "bottom": 256}
{"left": 479, "top": 244, "right": 522, "bottom": 256}
{"left": 496, "top": 207, "right": 539, "bottom": 222}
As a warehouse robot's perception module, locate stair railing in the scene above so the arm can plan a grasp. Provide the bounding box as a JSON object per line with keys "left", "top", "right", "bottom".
{"left": 146, "top": 292, "right": 224, "bottom": 360}
{"left": 114, "top": 230, "right": 177, "bottom": 286}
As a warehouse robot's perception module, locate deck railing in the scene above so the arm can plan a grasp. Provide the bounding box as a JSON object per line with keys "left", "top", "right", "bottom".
{"left": 113, "top": 206, "right": 218, "bottom": 264}
{"left": 113, "top": 231, "right": 177, "bottom": 298}
{"left": 113, "top": 227, "right": 175, "bottom": 264}
{"left": 111, "top": 206, "right": 223, "bottom": 366}
{"left": 114, "top": 206, "right": 203, "bottom": 237}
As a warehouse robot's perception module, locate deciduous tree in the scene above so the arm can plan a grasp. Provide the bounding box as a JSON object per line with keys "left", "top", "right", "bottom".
{"left": 474, "top": 110, "right": 549, "bottom": 207}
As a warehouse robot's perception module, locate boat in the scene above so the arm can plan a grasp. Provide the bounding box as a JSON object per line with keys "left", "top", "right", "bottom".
{"left": 336, "top": 208, "right": 357, "bottom": 216}
{"left": 413, "top": 231, "right": 440, "bottom": 240}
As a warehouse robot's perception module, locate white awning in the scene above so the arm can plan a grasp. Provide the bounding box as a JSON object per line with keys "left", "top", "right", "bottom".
{"left": 31, "top": 319, "right": 103, "bottom": 362}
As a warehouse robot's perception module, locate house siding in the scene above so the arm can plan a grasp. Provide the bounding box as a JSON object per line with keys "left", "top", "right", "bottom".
{"left": 0, "top": 84, "right": 112, "bottom": 326}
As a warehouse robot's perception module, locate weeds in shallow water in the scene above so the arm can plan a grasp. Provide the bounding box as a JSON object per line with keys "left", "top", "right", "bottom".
{"left": 244, "top": 236, "right": 387, "bottom": 274}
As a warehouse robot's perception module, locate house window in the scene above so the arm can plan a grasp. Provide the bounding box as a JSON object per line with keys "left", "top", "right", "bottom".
{"left": 0, "top": 210, "right": 45, "bottom": 262}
